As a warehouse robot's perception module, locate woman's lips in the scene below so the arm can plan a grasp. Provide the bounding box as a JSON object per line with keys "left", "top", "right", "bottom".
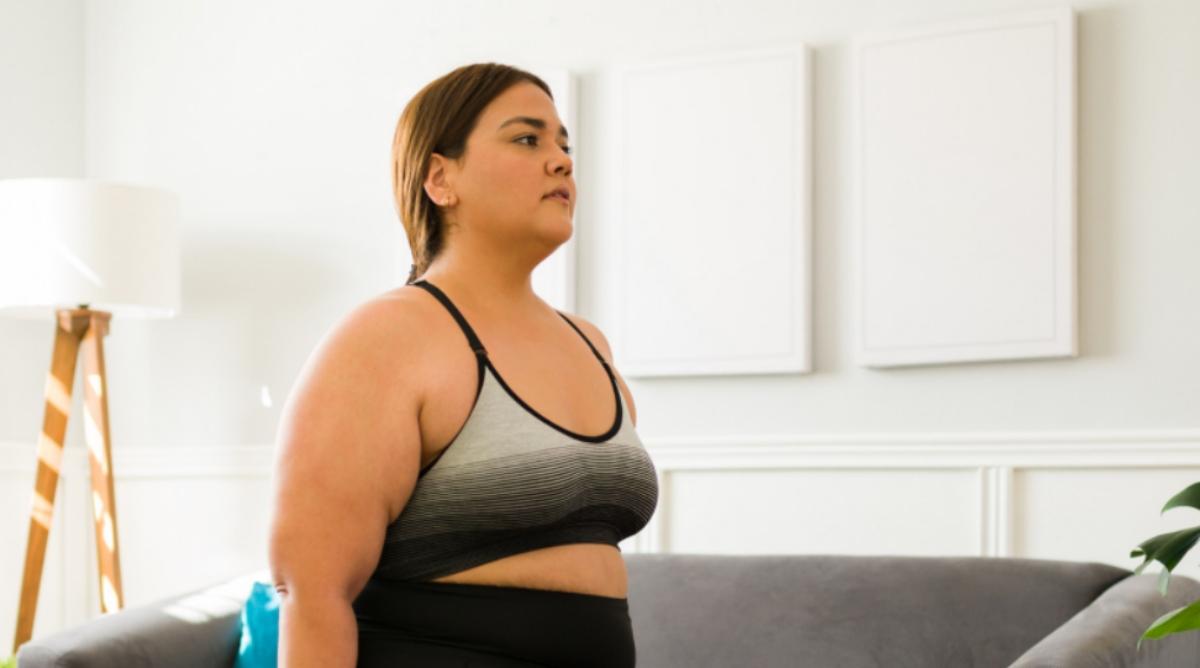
{"left": 544, "top": 193, "right": 569, "bottom": 203}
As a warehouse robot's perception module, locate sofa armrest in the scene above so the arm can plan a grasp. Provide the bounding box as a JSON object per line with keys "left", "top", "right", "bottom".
{"left": 1010, "top": 572, "right": 1200, "bottom": 668}
{"left": 15, "top": 569, "right": 267, "bottom": 668}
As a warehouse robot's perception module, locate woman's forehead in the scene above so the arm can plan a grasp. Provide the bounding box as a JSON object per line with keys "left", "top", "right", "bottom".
{"left": 483, "top": 84, "right": 563, "bottom": 131}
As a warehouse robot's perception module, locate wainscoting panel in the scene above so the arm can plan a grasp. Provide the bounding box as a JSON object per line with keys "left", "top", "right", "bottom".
{"left": 628, "top": 430, "right": 1200, "bottom": 583}
{"left": 664, "top": 467, "right": 981, "bottom": 556}
{"left": 0, "top": 442, "right": 274, "bottom": 643}
{"left": 0, "top": 458, "right": 69, "bottom": 642}
{"left": 96, "top": 473, "right": 274, "bottom": 612}
{"left": 1012, "top": 466, "right": 1200, "bottom": 578}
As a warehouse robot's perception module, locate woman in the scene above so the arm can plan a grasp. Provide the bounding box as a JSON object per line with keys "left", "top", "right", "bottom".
{"left": 268, "top": 62, "right": 659, "bottom": 667}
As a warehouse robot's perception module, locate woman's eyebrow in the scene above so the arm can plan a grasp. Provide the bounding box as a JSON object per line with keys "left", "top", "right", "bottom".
{"left": 498, "top": 116, "right": 569, "bottom": 141}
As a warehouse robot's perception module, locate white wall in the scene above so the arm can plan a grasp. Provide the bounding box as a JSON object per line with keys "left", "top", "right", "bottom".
{"left": 0, "top": 0, "right": 87, "bottom": 646}
{"left": 61, "top": 0, "right": 1199, "bottom": 442}
{"left": 0, "top": 0, "right": 86, "bottom": 451}
{"left": 0, "top": 0, "right": 83, "bottom": 179}
{"left": 2, "top": 0, "right": 1199, "bottom": 643}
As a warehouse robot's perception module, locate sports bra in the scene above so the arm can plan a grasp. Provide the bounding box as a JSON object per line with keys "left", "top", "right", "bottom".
{"left": 367, "top": 278, "right": 660, "bottom": 582}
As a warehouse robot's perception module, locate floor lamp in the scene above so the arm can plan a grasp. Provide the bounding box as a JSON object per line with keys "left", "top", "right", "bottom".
{"left": 0, "top": 178, "right": 180, "bottom": 655}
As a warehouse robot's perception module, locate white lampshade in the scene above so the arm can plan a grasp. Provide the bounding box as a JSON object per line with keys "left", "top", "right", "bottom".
{"left": 0, "top": 178, "right": 181, "bottom": 320}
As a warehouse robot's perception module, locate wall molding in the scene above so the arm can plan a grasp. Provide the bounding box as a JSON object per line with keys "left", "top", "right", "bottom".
{"left": 627, "top": 429, "right": 1200, "bottom": 554}
{"left": 640, "top": 429, "right": 1200, "bottom": 467}
{"left": 4, "top": 427, "right": 1198, "bottom": 562}
{"left": 7, "top": 427, "right": 1193, "bottom": 477}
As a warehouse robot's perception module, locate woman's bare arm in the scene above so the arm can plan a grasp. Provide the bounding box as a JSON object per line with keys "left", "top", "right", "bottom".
{"left": 267, "top": 295, "right": 426, "bottom": 668}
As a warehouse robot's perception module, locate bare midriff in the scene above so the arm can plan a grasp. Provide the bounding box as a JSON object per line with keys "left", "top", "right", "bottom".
{"left": 426, "top": 542, "right": 628, "bottom": 599}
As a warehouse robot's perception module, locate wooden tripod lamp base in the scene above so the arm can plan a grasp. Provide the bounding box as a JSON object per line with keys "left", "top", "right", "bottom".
{"left": 12, "top": 308, "right": 125, "bottom": 655}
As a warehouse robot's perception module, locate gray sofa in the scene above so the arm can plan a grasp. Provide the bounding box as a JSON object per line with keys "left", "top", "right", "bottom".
{"left": 16, "top": 553, "right": 1200, "bottom": 667}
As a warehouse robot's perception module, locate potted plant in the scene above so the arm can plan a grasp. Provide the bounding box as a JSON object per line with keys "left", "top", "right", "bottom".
{"left": 1131, "top": 481, "right": 1200, "bottom": 648}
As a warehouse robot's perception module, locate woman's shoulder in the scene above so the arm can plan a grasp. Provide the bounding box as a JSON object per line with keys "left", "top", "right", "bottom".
{"left": 554, "top": 311, "right": 639, "bottom": 428}
{"left": 303, "top": 285, "right": 441, "bottom": 385}
{"left": 556, "top": 310, "right": 614, "bottom": 365}
{"left": 345, "top": 283, "right": 445, "bottom": 339}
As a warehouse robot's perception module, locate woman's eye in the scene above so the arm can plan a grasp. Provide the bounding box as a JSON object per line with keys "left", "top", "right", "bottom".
{"left": 518, "top": 135, "right": 572, "bottom": 156}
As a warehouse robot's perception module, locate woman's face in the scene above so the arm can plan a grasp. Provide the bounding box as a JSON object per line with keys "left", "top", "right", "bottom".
{"left": 432, "top": 81, "right": 575, "bottom": 248}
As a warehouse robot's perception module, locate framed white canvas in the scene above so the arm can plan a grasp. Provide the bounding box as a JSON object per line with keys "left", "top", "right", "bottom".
{"left": 615, "top": 45, "right": 813, "bottom": 377}
{"left": 853, "top": 7, "right": 1077, "bottom": 368}
{"left": 518, "top": 67, "right": 578, "bottom": 313}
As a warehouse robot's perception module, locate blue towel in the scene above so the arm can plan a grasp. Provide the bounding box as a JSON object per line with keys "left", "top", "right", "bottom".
{"left": 235, "top": 581, "right": 280, "bottom": 668}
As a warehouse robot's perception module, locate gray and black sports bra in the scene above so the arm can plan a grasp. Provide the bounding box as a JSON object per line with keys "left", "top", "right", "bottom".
{"left": 368, "top": 278, "right": 660, "bottom": 582}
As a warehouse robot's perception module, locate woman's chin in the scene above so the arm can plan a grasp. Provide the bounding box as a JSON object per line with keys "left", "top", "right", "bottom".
{"left": 538, "top": 216, "right": 574, "bottom": 243}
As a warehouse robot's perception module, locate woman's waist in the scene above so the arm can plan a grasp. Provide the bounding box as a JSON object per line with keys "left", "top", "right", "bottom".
{"left": 426, "top": 542, "right": 628, "bottom": 598}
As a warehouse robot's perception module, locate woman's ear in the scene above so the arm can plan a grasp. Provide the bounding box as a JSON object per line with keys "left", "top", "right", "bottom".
{"left": 424, "top": 154, "right": 455, "bottom": 205}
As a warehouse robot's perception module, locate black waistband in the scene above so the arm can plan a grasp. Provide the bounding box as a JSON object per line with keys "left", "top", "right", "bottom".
{"left": 354, "top": 573, "right": 634, "bottom": 667}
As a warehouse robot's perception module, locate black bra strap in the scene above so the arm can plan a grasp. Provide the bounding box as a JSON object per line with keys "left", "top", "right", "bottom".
{"left": 556, "top": 311, "right": 609, "bottom": 367}
{"left": 411, "top": 279, "right": 488, "bottom": 357}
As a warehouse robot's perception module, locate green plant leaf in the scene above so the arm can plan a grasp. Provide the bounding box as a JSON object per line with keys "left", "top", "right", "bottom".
{"left": 1138, "top": 597, "right": 1200, "bottom": 651}
{"left": 1159, "top": 566, "right": 1171, "bottom": 597}
{"left": 1132, "top": 531, "right": 1177, "bottom": 559}
{"left": 1130, "top": 526, "right": 1200, "bottom": 577}
{"left": 1162, "top": 482, "right": 1200, "bottom": 514}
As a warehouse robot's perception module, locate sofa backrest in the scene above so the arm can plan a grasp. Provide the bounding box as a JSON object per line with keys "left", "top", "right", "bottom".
{"left": 624, "top": 553, "right": 1130, "bottom": 668}
{"left": 16, "top": 553, "right": 1134, "bottom": 667}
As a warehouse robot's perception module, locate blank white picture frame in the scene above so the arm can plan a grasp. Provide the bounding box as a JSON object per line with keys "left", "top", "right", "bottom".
{"left": 519, "top": 67, "right": 579, "bottom": 313}
{"left": 853, "top": 7, "right": 1077, "bottom": 368}
{"left": 616, "top": 45, "right": 813, "bottom": 377}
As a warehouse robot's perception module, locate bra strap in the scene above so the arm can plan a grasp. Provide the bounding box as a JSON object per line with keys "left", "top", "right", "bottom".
{"left": 411, "top": 280, "right": 488, "bottom": 357}
{"left": 556, "top": 311, "right": 609, "bottom": 367}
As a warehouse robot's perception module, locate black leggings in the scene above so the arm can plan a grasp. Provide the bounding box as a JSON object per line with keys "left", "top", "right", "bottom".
{"left": 352, "top": 576, "right": 637, "bottom": 667}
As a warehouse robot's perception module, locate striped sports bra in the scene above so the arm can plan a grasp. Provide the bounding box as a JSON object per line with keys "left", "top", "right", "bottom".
{"left": 368, "top": 278, "right": 659, "bottom": 582}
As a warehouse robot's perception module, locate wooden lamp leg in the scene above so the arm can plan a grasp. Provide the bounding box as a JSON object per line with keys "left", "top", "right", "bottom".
{"left": 79, "top": 310, "right": 124, "bottom": 614}
{"left": 11, "top": 309, "right": 124, "bottom": 656}
{"left": 12, "top": 311, "right": 85, "bottom": 654}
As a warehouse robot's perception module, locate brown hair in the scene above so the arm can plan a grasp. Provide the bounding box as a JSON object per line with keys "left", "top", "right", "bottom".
{"left": 391, "top": 62, "right": 554, "bottom": 285}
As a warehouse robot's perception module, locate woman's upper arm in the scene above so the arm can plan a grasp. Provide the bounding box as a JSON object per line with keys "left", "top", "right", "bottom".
{"left": 268, "top": 296, "right": 425, "bottom": 603}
